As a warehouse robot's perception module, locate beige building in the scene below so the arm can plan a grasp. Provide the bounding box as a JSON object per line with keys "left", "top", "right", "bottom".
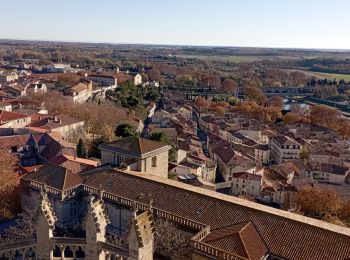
{"left": 254, "top": 144, "right": 270, "bottom": 164}
{"left": 0, "top": 110, "right": 31, "bottom": 128}
{"left": 270, "top": 135, "right": 301, "bottom": 164}
{"left": 28, "top": 114, "right": 85, "bottom": 138}
{"left": 0, "top": 73, "right": 18, "bottom": 82}
{"left": 99, "top": 137, "right": 170, "bottom": 178}
{"left": 89, "top": 74, "right": 117, "bottom": 87}
{"left": 0, "top": 101, "right": 12, "bottom": 112}
{"left": 64, "top": 80, "right": 93, "bottom": 104}
{"left": 133, "top": 73, "right": 142, "bottom": 86}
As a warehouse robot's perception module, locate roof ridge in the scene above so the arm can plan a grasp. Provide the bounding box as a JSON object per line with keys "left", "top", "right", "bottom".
{"left": 62, "top": 167, "right": 69, "bottom": 190}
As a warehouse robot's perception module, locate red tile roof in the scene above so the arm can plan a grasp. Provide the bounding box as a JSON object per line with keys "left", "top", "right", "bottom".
{"left": 78, "top": 169, "right": 350, "bottom": 260}
{"left": 0, "top": 110, "right": 28, "bottom": 123}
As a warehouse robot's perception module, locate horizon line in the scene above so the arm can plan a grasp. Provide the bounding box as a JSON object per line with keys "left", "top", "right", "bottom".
{"left": 1, "top": 38, "right": 350, "bottom": 53}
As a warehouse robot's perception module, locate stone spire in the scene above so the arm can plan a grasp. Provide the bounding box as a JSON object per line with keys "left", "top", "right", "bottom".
{"left": 85, "top": 195, "right": 110, "bottom": 259}
{"left": 36, "top": 189, "right": 57, "bottom": 260}
{"left": 128, "top": 210, "right": 155, "bottom": 260}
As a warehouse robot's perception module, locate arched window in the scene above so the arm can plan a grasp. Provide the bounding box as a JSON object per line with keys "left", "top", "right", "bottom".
{"left": 75, "top": 246, "right": 85, "bottom": 259}
{"left": 64, "top": 246, "right": 73, "bottom": 258}
{"left": 53, "top": 246, "right": 61, "bottom": 257}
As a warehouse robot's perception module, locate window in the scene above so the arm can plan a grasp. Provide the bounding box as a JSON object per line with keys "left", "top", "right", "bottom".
{"left": 152, "top": 156, "right": 157, "bottom": 167}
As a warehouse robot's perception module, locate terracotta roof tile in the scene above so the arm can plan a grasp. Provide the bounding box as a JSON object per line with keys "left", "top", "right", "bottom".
{"left": 78, "top": 169, "right": 350, "bottom": 260}
{"left": 99, "top": 137, "right": 169, "bottom": 157}
{"left": 23, "top": 163, "right": 82, "bottom": 191}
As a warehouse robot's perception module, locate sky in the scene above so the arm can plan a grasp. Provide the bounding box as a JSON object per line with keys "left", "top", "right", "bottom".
{"left": 1, "top": 0, "right": 349, "bottom": 49}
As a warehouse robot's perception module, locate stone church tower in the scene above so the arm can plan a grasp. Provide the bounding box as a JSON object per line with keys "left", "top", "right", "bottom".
{"left": 85, "top": 195, "right": 111, "bottom": 260}
{"left": 128, "top": 209, "right": 155, "bottom": 260}
{"left": 36, "top": 191, "right": 57, "bottom": 260}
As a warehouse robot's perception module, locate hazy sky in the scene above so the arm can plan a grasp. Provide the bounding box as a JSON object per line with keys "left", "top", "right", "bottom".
{"left": 1, "top": 0, "right": 349, "bottom": 49}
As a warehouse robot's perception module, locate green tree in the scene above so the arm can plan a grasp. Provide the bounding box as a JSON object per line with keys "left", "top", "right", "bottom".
{"left": 227, "top": 96, "right": 239, "bottom": 106}
{"left": 88, "top": 136, "right": 109, "bottom": 159}
{"left": 76, "top": 138, "right": 88, "bottom": 158}
{"left": 115, "top": 123, "right": 138, "bottom": 138}
{"left": 150, "top": 132, "right": 176, "bottom": 162}
{"left": 125, "top": 96, "right": 140, "bottom": 108}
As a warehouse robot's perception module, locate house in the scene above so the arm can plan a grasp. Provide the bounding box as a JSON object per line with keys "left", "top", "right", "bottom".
{"left": 26, "top": 83, "right": 47, "bottom": 94}
{"left": 169, "top": 161, "right": 202, "bottom": 178}
{"left": 21, "top": 163, "right": 83, "bottom": 226}
{"left": 312, "top": 163, "right": 350, "bottom": 184}
{"left": 310, "top": 149, "right": 347, "bottom": 167}
{"left": 270, "top": 135, "right": 301, "bottom": 164}
{"left": 254, "top": 144, "right": 270, "bottom": 164}
{"left": 50, "top": 154, "right": 100, "bottom": 174}
{"left": 38, "top": 132, "right": 77, "bottom": 162}
{"left": 0, "top": 133, "right": 43, "bottom": 166}
{"left": 230, "top": 172, "right": 262, "bottom": 198}
{"left": 146, "top": 102, "right": 156, "bottom": 118}
{"left": 186, "top": 153, "right": 217, "bottom": 183}
{"left": 99, "top": 137, "right": 170, "bottom": 178}
{"left": 0, "top": 72, "right": 18, "bottom": 82}
{"left": 212, "top": 145, "right": 256, "bottom": 182}
{"left": 64, "top": 80, "right": 92, "bottom": 103}
{"left": 0, "top": 110, "right": 31, "bottom": 128}
{"left": 151, "top": 110, "right": 172, "bottom": 127}
{"left": 178, "top": 105, "right": 192, "bottom": 119}
{"left": 28, "top": 114, "right": 84, "bottom": 138}
{"left": 44, "top": 63, "right": 72, "bottom": 73}
{"left": 200, "top": 115, "right": 216, "bottom": 132}
{"left": 133, "top": 73, "right": 142, "bottom": 86}
{"left": 260, "top": 184, "right": 298, "bottom": 208}
{"left": 0, "top": 101, "right": 12, "bottom": 112}
{"left": 88, "top": 74, "right": 117, "bottom": 88}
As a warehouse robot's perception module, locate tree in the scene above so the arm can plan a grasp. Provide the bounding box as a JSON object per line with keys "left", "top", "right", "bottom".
{"left": 154, "top": 219, "right": 191, "bottom": 258}
{"left": 115, "top": 123, "right": 138, "bottom": 138}
{"left": 88, "top": 136, "right": 109, "bottom": 159}
{"left": 299, "top": 151, "right": 310, "bottom": 160}
{"left": 56, "top": 75, "right": 76, "bottom": 91}
{"left": 124, "top": 96, "right": 141, "bottom": 108}
{"left": 221, "top": 79, "right": 237, "bottom": 94}
{"left": 244, "top": 86, "right": 267, "bottom": 105}
{"left": 310, "top": 105, "right": 341, "bottom": 128}
{"left": 0, "top": 207, "right": 37, "bottom": 242}
{"left": 76, "top": 138, "right": 88, "bottom": 158}
{"left": 227, "top": 96, "right": 239, "bottom": 106}
{"left": 283, "top": 112, "right": 310, "bottom": 124}
{"left": 150, "top": 132, "right": 169, "bottom": 144}
{"left": 0, "top": 143, "right": 20, "bottom": 220}
{"left": 150, "top": 132, "right": 176, "bottom": 162}
{"left": 147, "top": 68, "right": 161, "bottom": 81}
{"left": 270, "top": 96, "right": 284, "bottom": 108}
{"left": 194, "top": 96, "right": 211, "bottom": 110}
{"left": 201, "top": 75, "right": 221, "bottom": 88}
{"left": 296, "top": 187, "right": 342, "bottom": 221}
{"left": 290, "top": 103, "right": 306, "bottom": 114}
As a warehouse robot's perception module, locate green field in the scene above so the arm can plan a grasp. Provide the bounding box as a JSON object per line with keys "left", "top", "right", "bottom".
{"left": 280, "top": 69, "right": 350, "bottom": 81}
{"left": 307, "top": 71, "right": 350, "bottom": 81}
{"left": 176, "top": 54, "right": 302, "bottom": 63}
